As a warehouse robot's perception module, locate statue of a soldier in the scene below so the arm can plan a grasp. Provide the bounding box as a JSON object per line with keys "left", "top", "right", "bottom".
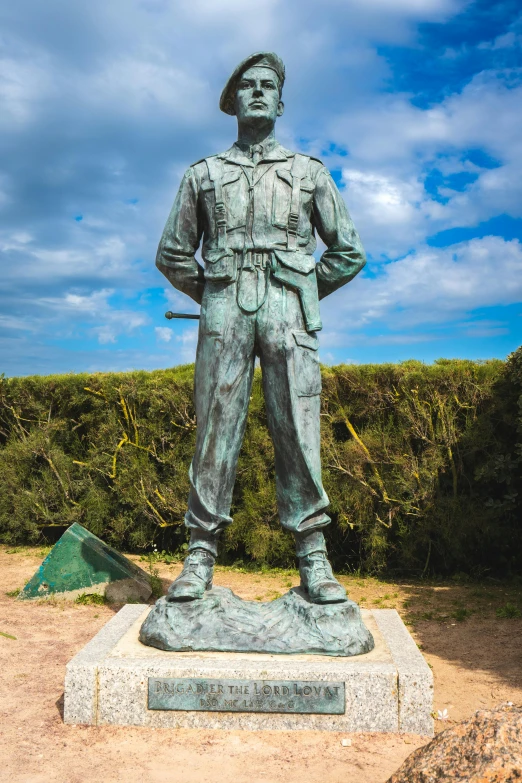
{"left": 156, "top": 52, "right": 366, "bottom": 605}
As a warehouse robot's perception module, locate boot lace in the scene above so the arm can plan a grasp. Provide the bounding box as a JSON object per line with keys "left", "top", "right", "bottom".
{"left": 182, "top": 550, "right": 213, "bottom": 579}
{"left": 306, "top": 553, "right": 333, "bottom": 582}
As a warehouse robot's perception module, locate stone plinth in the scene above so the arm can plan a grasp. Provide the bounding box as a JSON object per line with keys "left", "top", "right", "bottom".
{"left": 64, "top": 604, "right": 433, "bottom": 735}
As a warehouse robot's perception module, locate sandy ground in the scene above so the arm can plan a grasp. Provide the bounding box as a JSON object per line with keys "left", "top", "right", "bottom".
{"left": 1, "top": 547, "right": 522, "bottom": 783}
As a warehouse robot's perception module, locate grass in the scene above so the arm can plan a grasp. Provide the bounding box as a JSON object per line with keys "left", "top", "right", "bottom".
{"left": 452, "top": 607, "right": 472, "bottom": 622}
{"left": 139, "top": 549, "right": 185, "bottom": 566}
{"left": 6, "top": 588, "right": 20, "bottom": 597}
{"left": 5, "top": 545, "right": 52, "bottom": 558}
{"left": 218, "top": 562, "right": 299, "bottom": 577}
{"left": 0, "top": 630, "right": 17, "bottom": 640}
{"left": 496, "top": 602, "right": 521, "bottom": 619}
{"left": 149, "top": 570, "right": 163, "bottom": 599}
{"left": 142, "top": 554, "right": 164, "bottom": 598}
{"left": 75, "top": 593, "right": 107, "bottom": 606}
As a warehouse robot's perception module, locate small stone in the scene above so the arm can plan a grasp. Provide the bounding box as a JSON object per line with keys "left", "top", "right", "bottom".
{"left": 341, "top": 738, "right": 352, "bottom": 746}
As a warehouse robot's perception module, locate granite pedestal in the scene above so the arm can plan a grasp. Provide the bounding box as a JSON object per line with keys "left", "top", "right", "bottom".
{"left": 64, "top": 604, "right": 433, "bottom": 735}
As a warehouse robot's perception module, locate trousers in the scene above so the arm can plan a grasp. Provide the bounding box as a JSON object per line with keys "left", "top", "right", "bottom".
{"left": 185, "top": 265, "right": 330, "bottom": 557}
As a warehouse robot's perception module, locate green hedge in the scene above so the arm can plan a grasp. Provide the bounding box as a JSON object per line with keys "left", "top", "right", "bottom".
{"left": 1, "top": 350, "right": 521, "bottom": 576}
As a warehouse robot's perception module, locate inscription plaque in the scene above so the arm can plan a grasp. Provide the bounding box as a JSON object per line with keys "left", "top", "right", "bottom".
{"left": 148, "top": 678, "right": 345, "bottom": 714}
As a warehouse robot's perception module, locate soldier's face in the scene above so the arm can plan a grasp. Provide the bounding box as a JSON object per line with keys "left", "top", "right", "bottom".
{"left": 234, "top": 67, "right": 284, "bottom": 124}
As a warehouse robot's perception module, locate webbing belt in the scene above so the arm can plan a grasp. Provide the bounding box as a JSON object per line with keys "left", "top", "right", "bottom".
{"left": 206, "top": 157, "right": 227, "bottom": 250}
{"left": 239, "top": 249, "right": 271, "bottom": 271}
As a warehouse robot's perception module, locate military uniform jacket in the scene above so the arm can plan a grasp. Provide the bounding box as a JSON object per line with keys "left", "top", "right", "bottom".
{"left": 156, "top": 138, "right": 366, "bottom": 331}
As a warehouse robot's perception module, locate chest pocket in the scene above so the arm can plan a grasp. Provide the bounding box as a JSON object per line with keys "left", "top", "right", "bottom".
{"left": 201, "top": 168, "right": 245, "bottom": 232}
{"left": 272, "top": 166, "right": 314, "bottom": 240}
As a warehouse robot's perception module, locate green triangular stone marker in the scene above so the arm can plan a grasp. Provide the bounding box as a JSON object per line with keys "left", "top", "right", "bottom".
{"left": 18, "top": 522, "right": 152, "bottom": 602}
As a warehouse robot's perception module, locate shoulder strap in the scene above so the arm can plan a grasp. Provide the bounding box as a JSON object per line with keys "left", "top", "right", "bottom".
{"left": 287, "top": 154, "right": 310, "bottom": 251}
{"left": 206, "top": 157, "right": 227, "bottom": 250}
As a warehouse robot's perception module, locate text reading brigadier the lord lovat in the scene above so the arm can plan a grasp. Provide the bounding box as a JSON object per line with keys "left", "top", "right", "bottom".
{"left": 148, "top": 678, "right": 345, "bottom": 715}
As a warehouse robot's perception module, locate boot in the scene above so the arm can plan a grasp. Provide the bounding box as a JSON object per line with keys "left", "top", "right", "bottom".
{"left": 166, "top": 548, "right": 215, "bottom": 602}
{"left": 299, "top": 551, "right": 347, "bottom": 604}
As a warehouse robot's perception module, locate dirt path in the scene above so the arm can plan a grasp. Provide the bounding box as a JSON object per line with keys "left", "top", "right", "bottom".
{"left": 1, "top": 547, "right": 521, "bottom": 783}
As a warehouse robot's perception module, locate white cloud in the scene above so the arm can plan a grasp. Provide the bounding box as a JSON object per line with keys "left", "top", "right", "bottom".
{"left": 328, "top": 236, "right": 522, "bottom": 331}
{"left": 331, "top": 69, "right": 522, "bottom": 167}
{"left": 88, "top": 58, "right": 212, "bottom": 123}
{"left": 94, "top": 326, "right": 117, "bottom": 344}
{"left": 342, "top": 168, "right": 446, "bottom": 258}
{"left": 0, "top": 230, "right": 147, "bottom": 290}
{"left": 162, "top": 287, "right": 200, "bottom": 314}
{"left": 176, "top": 326, "right": 199, "bottom": 363}
{"left": 0, "top": 50, "right": 54, "bottom": 128}
{"left": 155, "top": 326, "right": 172, "bottom": 342}
{"left": 17, "top": 288, "right": 149, "bottom": 345}
{"left": 324, "top": 68, "right": 522, "bottom": 257}
{"left": 344, "top": 0, "right": 460, "bottom": 14}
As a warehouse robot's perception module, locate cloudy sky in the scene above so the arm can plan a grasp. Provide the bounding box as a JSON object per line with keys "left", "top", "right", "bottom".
{"left": 1, "top": 0, "right": 521, "bottom": 375}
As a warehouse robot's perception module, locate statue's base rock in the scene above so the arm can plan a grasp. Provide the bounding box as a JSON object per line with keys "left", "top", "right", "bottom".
{"left": 64, "top": 603, "right": 433, "bottom": 734}
{"left": 139, "top": 587, "right": 374, "bottom": 656}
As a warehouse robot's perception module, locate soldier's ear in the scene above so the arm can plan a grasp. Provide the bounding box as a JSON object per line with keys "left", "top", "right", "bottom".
{"left": 277, "top": 101, "right": 284, "bottom": 117}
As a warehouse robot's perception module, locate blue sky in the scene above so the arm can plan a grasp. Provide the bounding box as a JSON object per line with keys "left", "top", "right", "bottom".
{"left": 1, "top": 0, "right": 521, "bottom": 375}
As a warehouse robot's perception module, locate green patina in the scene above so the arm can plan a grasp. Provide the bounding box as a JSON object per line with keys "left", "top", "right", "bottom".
{"left": 18, "top": 522, "right": 148, "bottom": 600}
{"left": 148, "top": 677, "right": 345, "bottom": 714}
{"left": 155, "top": 51, "right": 366, "bottom": 607}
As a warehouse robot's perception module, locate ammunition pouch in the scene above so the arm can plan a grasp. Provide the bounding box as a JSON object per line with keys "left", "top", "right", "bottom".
{"left": 202, "top": 248, "right": 237, "bottom": 282}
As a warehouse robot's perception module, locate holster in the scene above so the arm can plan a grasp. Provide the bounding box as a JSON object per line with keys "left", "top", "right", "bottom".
{"left": 271, "top": 249, "right": 322, "bottom": 332}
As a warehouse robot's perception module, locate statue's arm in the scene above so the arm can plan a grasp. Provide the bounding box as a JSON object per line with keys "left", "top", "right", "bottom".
{"left": 312, "top": 167, "right": 366, "bottom": 300}
{"left": 156, "top": 167, "right": 205, "bottom": 305}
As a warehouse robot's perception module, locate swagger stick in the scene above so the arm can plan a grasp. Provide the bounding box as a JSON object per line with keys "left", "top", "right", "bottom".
{"left": 164, "top": 312, "right": 200, "bottom": 320}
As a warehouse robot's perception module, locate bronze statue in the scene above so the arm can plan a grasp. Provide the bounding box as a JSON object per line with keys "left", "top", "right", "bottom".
{"left": 156, "top": 52, "right": 366, "bottom": 605}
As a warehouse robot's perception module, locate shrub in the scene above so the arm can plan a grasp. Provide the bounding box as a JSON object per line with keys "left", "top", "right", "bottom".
{"left": 1, "top": 348, "right": 521, "bottom": 576}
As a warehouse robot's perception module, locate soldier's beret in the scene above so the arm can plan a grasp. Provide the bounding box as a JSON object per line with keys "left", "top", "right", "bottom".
{"left": 219, "top": 52, "right": 285, "bottom": 116}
